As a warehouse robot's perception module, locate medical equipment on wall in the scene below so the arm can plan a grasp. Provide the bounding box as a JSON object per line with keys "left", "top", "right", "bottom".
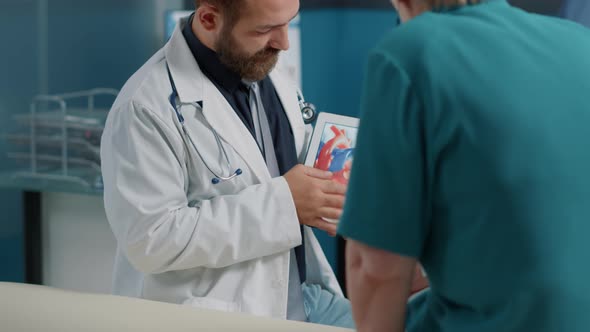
{"left": 5, "top": 88, "right": 118, "bottom": 191}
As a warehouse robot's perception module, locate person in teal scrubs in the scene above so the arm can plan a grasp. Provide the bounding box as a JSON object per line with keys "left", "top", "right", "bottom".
{"left": 338, "top": 0, "right": 590, "bottom": 331}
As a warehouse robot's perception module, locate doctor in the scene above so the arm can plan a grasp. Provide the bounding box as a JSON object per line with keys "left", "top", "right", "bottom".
{"left": 101, "top": 0, "right": 353, "bottom": 328}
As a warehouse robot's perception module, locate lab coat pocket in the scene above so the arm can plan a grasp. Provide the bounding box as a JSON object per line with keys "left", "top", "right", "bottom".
{"left": 183, "top": 296, "right": 241, "bottom": 313}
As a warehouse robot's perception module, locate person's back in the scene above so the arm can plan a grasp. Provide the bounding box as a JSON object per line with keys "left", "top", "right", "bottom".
{"left": 341, "top": 0, "right": 590, "bottom": 331}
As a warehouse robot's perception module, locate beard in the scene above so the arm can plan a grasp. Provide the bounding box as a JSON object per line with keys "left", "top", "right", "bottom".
{"left": 216, "top": 29, "right": 281, "bottom": 82}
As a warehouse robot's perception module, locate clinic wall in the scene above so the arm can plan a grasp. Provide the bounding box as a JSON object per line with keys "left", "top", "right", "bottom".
{"left": 46, "top": 0, "right": 162, "bottom": 94}
{"left": 0, "top": 0, "right": 182, "bottom": 287}
{"left": 299, "top": 9, "right": 397, "bottom": 275}
{"left": 0, "top": 0, "right": 41, "bottom": 283}
{"left": 300, "top": 9, "right": 397, "bottom": 118}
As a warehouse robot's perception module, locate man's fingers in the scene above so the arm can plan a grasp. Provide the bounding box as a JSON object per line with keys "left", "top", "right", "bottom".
{"left": 323, "top": 194, "right": 346, "bottom": 209}
{"left": 319, "top": 207, "right": 343, "bottom": 220}
{"left": 303, "top": 166, "right": 333, "bottom": 180}
{"left": 321, "top": 180, "right": 347, "bottom": 195}
{"left": 313, "top": 218, "right": 338, "bottom": 237}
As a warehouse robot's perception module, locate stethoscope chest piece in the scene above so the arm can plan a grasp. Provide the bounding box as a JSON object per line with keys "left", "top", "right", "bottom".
{"left": 301, "top": 102, "right": 317, "bottom": 125}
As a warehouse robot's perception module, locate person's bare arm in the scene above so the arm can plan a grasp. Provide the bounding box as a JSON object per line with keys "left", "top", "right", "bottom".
{"left": 346, "top": 240, "right": 417, "bottom": 332}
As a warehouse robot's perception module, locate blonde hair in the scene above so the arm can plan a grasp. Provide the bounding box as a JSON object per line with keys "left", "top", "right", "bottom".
{"left": 424, "top": 0, "right": 480, "bottom": 7}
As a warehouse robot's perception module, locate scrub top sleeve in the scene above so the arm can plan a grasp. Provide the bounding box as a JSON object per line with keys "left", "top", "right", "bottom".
{"left": 338, "top": 51, "right": 430, "bottom": 259}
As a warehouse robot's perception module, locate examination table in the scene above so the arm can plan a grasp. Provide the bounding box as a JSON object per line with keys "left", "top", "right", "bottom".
{"left": 0, "top": 282, "right": 354, "bottom": 331}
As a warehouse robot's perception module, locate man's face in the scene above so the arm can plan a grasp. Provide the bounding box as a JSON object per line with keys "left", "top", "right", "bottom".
{"left": 215, "top": 0, "right": 299, "bottom": 81}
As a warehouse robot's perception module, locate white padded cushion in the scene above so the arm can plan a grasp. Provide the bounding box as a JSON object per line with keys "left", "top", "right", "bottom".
{"left": 0, "top": 282, "right": 354, "bottom": 332}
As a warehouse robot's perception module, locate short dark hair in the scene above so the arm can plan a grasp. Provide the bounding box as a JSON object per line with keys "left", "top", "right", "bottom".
{"left": 195, "top": 0, "right": 243, "bottom": 27}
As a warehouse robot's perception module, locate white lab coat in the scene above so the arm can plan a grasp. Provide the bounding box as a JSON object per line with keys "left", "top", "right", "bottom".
{"left": 100, "top": 21, "right": 342, "bottom": 319}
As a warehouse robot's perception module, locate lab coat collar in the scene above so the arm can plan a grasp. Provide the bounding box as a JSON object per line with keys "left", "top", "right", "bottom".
{"left": 181, "top": 14, "right": 243, "bottom": 94}
{"left": 164, "top": 17, "right": 204, "bottom": 104}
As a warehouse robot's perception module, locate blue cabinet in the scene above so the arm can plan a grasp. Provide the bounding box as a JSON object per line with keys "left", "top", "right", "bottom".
{"left": 0, "top": 190, "right": 24, "bottom": 282}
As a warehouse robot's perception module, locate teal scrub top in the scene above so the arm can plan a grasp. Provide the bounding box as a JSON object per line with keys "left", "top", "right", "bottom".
{"left": 338, "top": 1, "right": 590, "bottom": 331}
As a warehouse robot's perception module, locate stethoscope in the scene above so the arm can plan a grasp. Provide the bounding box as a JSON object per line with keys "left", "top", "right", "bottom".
{"left": 298, "top": 90, "right": 317, "bottom": 124}
{"left": 167, "top": 64, "right": 317, "bottom": 185}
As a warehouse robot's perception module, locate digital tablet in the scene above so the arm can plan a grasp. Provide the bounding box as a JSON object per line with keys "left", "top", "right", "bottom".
{"left": 304, "top": 112, "right": 359, "bottom": 224}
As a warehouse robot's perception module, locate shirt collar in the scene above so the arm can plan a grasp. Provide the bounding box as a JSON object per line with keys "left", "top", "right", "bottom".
{"left": 182, "top": 14, "right": 243, "bottom": 93}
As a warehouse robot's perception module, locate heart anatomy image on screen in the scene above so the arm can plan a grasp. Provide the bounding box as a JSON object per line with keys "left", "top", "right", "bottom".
{"left": 313, "top": 123, "right": 358, "bottom": 185}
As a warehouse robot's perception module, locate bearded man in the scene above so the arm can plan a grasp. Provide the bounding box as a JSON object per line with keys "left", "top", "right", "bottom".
{"left": 100, "top": 0, "right": 354, "bottom": 328}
